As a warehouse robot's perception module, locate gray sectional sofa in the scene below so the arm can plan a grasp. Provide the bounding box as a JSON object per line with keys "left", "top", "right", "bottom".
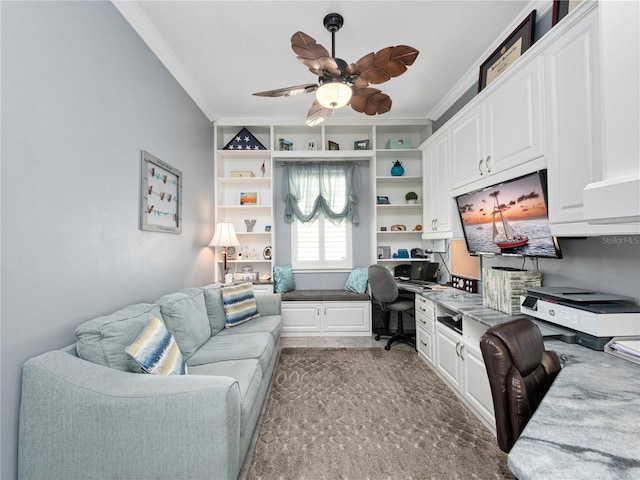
{"left": 17, "top": 283, "right": 282, "bottom": 480}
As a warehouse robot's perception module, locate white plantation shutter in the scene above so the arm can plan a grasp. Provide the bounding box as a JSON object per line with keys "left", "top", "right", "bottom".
{"left": 292, "top": 216, "right": 352, "bottom": 269}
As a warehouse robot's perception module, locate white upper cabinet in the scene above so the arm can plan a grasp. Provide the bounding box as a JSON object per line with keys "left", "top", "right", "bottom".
{"left": 450, "top": 58, "right": 545, "bottom": 194}
{"left": 421, "top": 129, "right": 460, "bottom": 239}
{"left": 583, "top": 0, "right": 640, "bottom": 230}
{"left": 544, "top": 4, "right": 601, "bottom": 232}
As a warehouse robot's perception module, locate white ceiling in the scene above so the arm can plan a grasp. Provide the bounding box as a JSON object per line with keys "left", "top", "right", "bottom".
{"left": 114, "top": 0, "right": 546, "bottom": 123}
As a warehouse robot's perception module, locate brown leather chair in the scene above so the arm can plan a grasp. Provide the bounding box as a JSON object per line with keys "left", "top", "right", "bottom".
{"left": 480, "top": 317, "right": 562, "bottom": 453}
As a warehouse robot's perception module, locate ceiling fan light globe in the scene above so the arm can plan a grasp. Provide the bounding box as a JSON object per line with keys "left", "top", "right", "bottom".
{"left": 315, "top": 81, "right": 352, "bottom": 109}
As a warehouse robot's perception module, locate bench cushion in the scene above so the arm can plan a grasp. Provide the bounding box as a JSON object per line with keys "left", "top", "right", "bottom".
{"left": 281, "top": 289, "right": 370, "bottom": 302}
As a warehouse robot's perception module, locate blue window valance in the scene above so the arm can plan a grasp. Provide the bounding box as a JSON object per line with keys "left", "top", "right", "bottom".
{"left": 282, "top": 162, "right": 360, "bottom": 225}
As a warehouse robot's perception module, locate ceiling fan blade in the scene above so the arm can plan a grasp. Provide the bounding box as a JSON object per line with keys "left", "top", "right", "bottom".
{"left": 351, "top": 87, "right": 392, "bottom": 116}
{"left": 352, "top": 45, "right": 419, "bottom": 85}
{"left": 305, "top": 100, "right": 332, "bottom": 126}
{"left": 291, "top": 31, "right": 339, "bottom": 75}
{"left": 253, "top": 83, "right": 318, "bottom": 97}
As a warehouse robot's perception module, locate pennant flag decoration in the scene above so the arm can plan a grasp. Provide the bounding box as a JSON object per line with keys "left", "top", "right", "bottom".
{"left": 223, "top": 127, "right": 267, "bottom": 151}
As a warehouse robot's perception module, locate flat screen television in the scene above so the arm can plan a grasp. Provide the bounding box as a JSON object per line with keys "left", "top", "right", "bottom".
{"left": 454, "top": 170, "right": 562, "bottom": 258}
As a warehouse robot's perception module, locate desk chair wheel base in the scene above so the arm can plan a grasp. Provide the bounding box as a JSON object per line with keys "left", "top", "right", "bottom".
{"left": 375, "top": 334, "right": 381, "bottom": 341}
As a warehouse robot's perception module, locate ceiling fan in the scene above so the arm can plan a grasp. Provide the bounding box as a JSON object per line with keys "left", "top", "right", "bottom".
{"left": 253, "top": 13, "right": 419, "bottom": 126}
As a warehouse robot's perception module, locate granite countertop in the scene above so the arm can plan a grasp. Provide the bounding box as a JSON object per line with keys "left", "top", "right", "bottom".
{"left": 508, "top": 340, "right": 640, "bottom": 480}
{"left": 419, "top": 288, "right": 522, "bottom": 327}
{"left": 417, "top": 287, "right": 640, "bottom": 479}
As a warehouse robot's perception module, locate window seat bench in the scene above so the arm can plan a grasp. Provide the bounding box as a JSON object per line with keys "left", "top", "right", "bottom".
{"left": 280, "top": 290, "right": 371, "bottom": 336}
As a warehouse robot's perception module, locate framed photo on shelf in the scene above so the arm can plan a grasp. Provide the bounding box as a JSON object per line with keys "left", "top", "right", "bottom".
{"left": 376, "top": 195, "right": 390, "bottom": 205}
{"left": 239, "top": 192, "right": 259, "bottom": 205}
{"left": 478, "top": 11, "right": 536, "bottom": 92}
{"left": 140, "top": 150, "right": 182, "bottom": 234}
{"left": 377, "top": 246, "right": 391, "bottom": 260}
{"left": 552, "top": 0, "right": 583, "bottom": 26}
{"left": 354, "top": 139, "right": 370, "bottom": 150}
{"left": 328, "top": 140, "right": 340, "bottom": 151}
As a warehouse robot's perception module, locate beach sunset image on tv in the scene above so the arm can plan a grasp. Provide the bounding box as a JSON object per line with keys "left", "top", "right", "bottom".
{"left": 455, "top": 171, "right": 561, "bottom": 258}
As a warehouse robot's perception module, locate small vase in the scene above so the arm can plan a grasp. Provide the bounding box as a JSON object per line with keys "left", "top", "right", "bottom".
{"left": 391, "top": 160, "right": 404, "bottom": 176}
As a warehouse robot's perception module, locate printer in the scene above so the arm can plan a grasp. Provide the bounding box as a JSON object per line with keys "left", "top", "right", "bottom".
{"left": 520, "top": 287, "right": 640, "bottom": 350}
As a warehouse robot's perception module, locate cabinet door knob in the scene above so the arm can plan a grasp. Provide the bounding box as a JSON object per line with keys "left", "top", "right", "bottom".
{"left": 485, "top": 155, "right": 492, "bottom": 173}
{"left": 434, "top": 218, "right": 439, "bottom": 231}
{"left": 478, "top": 158, "right": 484, "bottom": 175}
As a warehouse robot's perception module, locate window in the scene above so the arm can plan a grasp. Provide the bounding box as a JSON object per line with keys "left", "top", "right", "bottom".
{"left": 292, "top": 216, "right": 353, "bottom": 270}
{"left": 283, "top": 161, "right": 360, "bottom": 271}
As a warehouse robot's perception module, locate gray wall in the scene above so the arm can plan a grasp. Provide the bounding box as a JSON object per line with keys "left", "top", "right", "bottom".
{"left": 1, "top": 2, "right": 215, "bottom": 478}
{"left": 480, "top": 237, "right": 640, "bottom": 302}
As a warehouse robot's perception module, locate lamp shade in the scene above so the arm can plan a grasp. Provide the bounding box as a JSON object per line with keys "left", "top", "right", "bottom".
{"left": 315, "top": 81, "right": 352, "bottom": 109}
{"left": 208, "top": 222, "right": 240, "bottom": 247}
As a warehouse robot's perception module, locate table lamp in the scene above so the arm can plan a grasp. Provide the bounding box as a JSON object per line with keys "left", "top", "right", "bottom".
{"left": 208, "top": 222, "right": 240, "bottom": 283}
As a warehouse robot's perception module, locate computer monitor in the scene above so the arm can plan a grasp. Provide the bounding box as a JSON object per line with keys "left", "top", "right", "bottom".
{"left": 410, "top": 262, "right": 439, "bottom": 282}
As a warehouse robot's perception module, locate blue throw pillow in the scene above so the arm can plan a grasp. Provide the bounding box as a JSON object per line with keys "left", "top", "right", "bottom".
{"left": 344, "top": 267, "right": 369, "bottom": 294}
{"left": 273, "top": 264, "right": 296, "bottom": 294}
{"left": 221, "top": 283, "right": 260, "bottom": 327}
{"left": 126, "top": 316, "right": 187, "bottom": 375}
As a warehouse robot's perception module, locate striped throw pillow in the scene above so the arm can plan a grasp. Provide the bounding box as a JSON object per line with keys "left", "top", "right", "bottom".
{"left": 126, "top": 316, "right": 187, "bottom": 375}
{"left": 221, "top": 283, "right": 260, "bottom": 328}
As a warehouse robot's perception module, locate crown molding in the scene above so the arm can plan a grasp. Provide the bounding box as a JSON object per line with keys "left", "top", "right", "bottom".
{"left": 111, "top": 1, "right": 217, "bottom": 121}
{"left": 426, "top": 0, "right": 551, "bottom": 122}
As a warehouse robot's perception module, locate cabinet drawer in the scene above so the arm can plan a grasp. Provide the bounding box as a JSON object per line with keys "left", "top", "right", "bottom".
{"left": 416, "top": 325, "right": 434, "bottom": 366}
{"left": 415, "top": 295, "right": 435, "bottom": 321}
{"left": 415, "top": 311, "right": 434, "bottom": 334}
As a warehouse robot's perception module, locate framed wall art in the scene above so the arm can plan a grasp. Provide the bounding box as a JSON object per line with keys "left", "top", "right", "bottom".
{"left": 354, "top": 139, "right": 370, "bottom": 150}
{"left": 552, "top": 0, "right": 583, "bottom": 26}
{"left": 478, "top": 11, "right": 536, "bottom": 92}
{"left": 240, "top": 192, "right": 259, "bottom": 205}
{"left": 140, "top": 150, "right": 182, "bottom": 234}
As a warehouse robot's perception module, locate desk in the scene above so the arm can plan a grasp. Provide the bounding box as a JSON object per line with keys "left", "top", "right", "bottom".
{"left": 507, "top": 341, "right": 640, "bottom": 480}
{"left": 416, "top": 287, "right": 640, "bottom": 479}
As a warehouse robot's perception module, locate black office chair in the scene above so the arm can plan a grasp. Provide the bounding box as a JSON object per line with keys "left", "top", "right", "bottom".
{"left": 368, "top": 264, "right": 415, "bottom": 351}
{"left": 480, "top": 318, "right": 562, "bottom": 453}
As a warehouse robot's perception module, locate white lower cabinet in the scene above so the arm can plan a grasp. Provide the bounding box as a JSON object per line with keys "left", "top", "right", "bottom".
{"left": 461, "top": 346, "right": 495, "bottom": 428}
{"left": 435, "top": 323, "right": 463, "bottom": 391}
{"left": 281, "top": 301, "right": 371, "bottom": 336}
{"left": 424, "top": 310, "right": 496, "bottom": 433}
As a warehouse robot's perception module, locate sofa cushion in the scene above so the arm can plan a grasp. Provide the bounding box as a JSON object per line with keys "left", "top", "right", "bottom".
{"left": 76, "top": 303, "right": 162, "bottom": 372}
{"left": 156, "top": 288, "right": 210, "bottom": 360}
{"left": 126, "top": 316, "right": 187, "bottom": 375}
{"left": 344, "top": 266, "right": 369, "bottom": 294}
{"left": 221, "top": 283, "right": 260, "bottom": 328}
{"left": 273, "top": 264, "right": 296, "bottom": 294}
{"left": 188, "top": 359, "right": 262, "bottom": 433}
{"left": 186, "top": 332, "right": 275, "bottom": 374}
{"left": 217, "top": 315, "right": 282, "bottom": 344}
{"left": 200, "top": 283, "right": 226, "bottom": 335}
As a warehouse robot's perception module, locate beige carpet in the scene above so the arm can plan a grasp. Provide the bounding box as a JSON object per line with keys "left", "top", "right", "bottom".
{"left": 248, "top": 348, "right": 514, "bottom": 480}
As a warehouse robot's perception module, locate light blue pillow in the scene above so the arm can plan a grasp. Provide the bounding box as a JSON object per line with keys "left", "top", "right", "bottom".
{"left": 273, "top": 264, "right": 296, "bottom": 294}
{"left": 126, "top": 316, "right": 187, "bottom": 375}
{"left": 221, "top": 283, "right": 260, "bottom": 327}
{"left": 344, "top": 267, "right": 369, "bottom": 294}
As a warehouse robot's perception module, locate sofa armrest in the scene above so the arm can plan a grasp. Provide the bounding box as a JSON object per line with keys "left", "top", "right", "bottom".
{"left": 19, "top": 350, "right": 242, "bottom": 480}
{"left": 255, "top": 292, "right": 281, "bottom": 316}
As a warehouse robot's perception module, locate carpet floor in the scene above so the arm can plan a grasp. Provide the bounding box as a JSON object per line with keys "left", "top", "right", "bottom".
{"left": 247, "top": 348, "right": 514, "bottom": 480}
